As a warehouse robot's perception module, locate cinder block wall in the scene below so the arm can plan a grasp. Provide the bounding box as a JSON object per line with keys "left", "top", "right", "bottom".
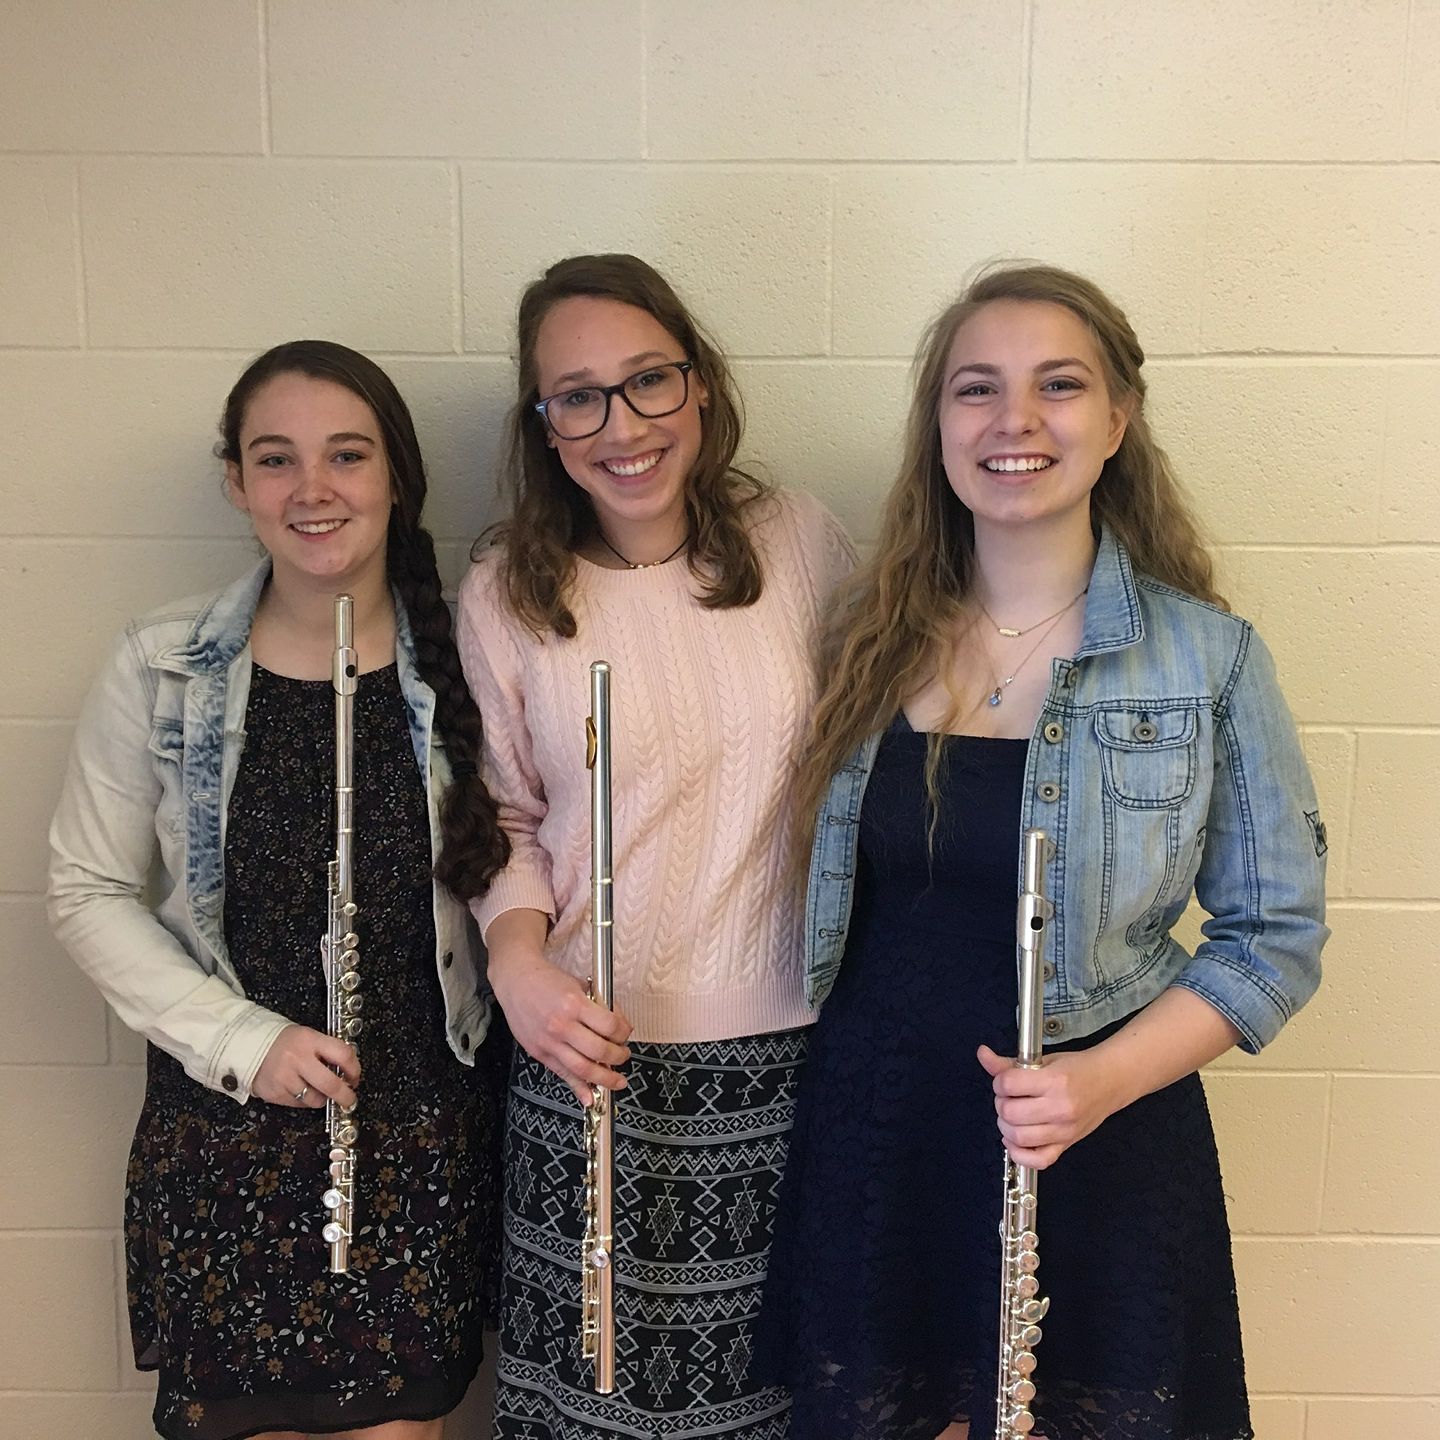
{"left": 2, "top": 4, "right": 1436, "bottom": 1438}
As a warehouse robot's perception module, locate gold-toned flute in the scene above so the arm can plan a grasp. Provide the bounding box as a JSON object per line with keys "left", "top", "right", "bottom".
{"left": 581, "top": 659, "right": 616, "bottom": 1393}
{"left": 994, "top": 827, "right": 1054, "bottom": 1438}
{"left": 320, "top": 594, "right": 362, "bottom": 1274}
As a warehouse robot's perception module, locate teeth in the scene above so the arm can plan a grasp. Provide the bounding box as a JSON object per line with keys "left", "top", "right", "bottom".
{"left": 292, "top": 519, "right": 346, "bottom": 534}
{"left": 601, "top": 452, "right": 662, "bottom": 478}
{"left": 984, "top": 457, "right": 1054, "bottom": 473}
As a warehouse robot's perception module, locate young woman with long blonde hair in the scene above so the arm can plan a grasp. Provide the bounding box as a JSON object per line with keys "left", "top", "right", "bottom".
{"left": 756, "top": 265, "right": 1328, "bottom": 1440}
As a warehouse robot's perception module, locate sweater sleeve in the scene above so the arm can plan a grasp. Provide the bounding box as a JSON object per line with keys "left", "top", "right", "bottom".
{"left": 780, "top": 487, "right": 859, "bottom": 606}
{"left": 456, "top": 557, "right": 559, "bottom": 938}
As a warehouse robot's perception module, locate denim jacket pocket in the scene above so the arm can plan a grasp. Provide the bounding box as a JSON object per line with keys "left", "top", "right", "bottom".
{"left": 1095, "top": 706, "right": 1198, "bottom": 809}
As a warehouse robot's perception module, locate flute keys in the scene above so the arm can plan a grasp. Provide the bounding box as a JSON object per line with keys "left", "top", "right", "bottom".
{"left": 336, "top": 1121, "right": 359, "bottom": 1147}
{"left": 321, "top": 1220, "right": 347, "bottom": 1245}
{"left": 339, "top": 969, "right": 361, "bottom": 992}
{"left": 1009, "top": 1406, "right": 1036, "bottom": 1434}
{"left": 1019, "top": 1296, "right": 1049, "bottom": 1323}
{"left": 1020, "top": 1322, "right": 1043, "bottom": 1348}
{"left": 1014, "top": 1350, "right": 1037, "bottom": 1377}
{"left": 588, "top": 1245, "right": 611, "bottom": 1270}
{"left": 322, "top": 1188, "right": 344, "bottom": 1211}
{"left": 1010, "top": 1378, "right": 1036, "bottom": 1405}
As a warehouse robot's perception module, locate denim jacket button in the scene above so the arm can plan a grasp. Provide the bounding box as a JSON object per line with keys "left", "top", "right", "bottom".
{"left": 221, "top": 1072, "right": 238, "bottom": 1092}
{"left": 1133, "top": 720, "right": 1158, "bottom": 742}
{"left": 1037, "top": 781, "right": 1061, "bottom": 803}
{"left": 1042, "top": 721, "right": 1063, "bottom": 744}
{"left": 1065, "top": 668, "right": 1079, "bottom": 688}
{"left": 1042, "top": 1017, "right": 1063, "bottom": 1037}
{"left": 1042, "top": 963, "right": 1055, "bottom": 981}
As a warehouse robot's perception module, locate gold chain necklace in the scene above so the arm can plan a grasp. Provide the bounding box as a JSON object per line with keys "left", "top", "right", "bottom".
{"left": 983, "top": 589, "right": 1086, "bottom": 708}
{"left": 977, "top": 586, "right": 1088, "bottom": 638}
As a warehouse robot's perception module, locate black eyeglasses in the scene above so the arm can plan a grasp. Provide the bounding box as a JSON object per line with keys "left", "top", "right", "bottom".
{"left": 534, "top": 361, "right": 694, "bottom": 441}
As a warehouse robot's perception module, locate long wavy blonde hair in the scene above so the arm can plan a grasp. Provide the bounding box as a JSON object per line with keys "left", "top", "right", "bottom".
{"left": 478, "top": 253, "right": 770, "bottom": 637}
{"left": 790, "top": 262, "right": 1223, "bottom": 863}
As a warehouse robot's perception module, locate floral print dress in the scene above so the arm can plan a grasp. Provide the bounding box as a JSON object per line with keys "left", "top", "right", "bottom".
{"left": 124, "top": 664, "right": 501, "bottom": 1440}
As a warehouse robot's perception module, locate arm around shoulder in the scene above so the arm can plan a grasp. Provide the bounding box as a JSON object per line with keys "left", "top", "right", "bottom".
{"left": 455, "top": 558, "right": 558, "bottom": 938}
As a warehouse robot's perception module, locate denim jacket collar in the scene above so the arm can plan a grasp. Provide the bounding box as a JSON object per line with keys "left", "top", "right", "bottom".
{"left": 152, "top": 560, "right": 271, "bottom": 677}
{"left": 1075, "top": 526, "right": 1144, "bottom": 660}
{"left": 150, "top": 557, "right": 425, "bottom": 684}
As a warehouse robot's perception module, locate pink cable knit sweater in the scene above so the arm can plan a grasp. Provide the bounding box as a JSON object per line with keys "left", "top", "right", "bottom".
{"left": 457, "top": 489, "right": 855, "bottom": 1044}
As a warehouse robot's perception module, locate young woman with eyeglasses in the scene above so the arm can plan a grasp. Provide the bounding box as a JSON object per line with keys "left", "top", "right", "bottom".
{"left": 456, "top": 253, "right": 854, "bottom": 1439}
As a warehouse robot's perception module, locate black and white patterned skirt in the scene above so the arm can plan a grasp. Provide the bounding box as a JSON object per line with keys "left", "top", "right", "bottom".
{"left": 492, "top": 1028, "right": 810, "bottom": 1439}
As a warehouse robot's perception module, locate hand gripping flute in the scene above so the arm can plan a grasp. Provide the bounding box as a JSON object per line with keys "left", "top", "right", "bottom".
{"left": 581, "top": 660, "right": 617, "bottom": 1393}
{"left": 320, "top": 594, "right": 363, "bottom": 1274}
{"left": 994, "top": 828, "right": 1054, "bottom": 1438}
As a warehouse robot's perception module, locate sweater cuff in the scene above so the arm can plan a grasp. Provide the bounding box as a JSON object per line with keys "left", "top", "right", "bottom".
{"left": 472, "top": 869, "right": 557, "bottom": 943}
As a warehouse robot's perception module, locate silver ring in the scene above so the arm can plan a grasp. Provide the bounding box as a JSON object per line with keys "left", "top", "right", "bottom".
{"left": 293, "top": 1085, "right": 309, "bottom": 1104}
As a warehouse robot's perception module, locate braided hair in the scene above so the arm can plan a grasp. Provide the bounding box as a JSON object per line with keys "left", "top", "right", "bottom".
{"left": 217, "top": 340, "right": 510, "bottom": 899}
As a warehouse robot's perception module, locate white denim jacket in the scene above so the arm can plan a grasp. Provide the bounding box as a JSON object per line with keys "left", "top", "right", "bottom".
{"left": 48, "top": 561, "right": 490, "bottom": 1104}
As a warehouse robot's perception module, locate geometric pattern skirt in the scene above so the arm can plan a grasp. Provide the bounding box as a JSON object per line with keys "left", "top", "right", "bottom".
{"left": 492, "top": 1028, "right": 809, "bottom": 1439}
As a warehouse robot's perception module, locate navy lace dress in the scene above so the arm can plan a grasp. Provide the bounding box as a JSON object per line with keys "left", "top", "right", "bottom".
{"left": 756, "top": 718, "right": 1252, "bottom": 1440}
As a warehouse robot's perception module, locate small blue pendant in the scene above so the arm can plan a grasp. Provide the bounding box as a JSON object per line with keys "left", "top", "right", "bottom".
{"left": 988, "top": 687, "right": 1003, "bottom": 707}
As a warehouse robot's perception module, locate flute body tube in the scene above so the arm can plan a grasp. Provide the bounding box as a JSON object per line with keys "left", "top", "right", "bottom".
{"left": 994, "top": 828, "right": 1054, "bottom": 1437}
{"left": 320, "top": 594, "right": 362, "bottom": 1274}
{"left": 581, "top": 660, "right": 616, "bottom": 1393}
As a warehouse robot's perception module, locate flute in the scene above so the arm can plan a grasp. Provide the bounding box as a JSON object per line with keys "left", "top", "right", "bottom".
{"left": 320, "top": 594, "right": 362, "bottom": 1274}
{"left": 581, "top": 660, "right": 616, "bottom": 1393}
{"left": 994, "top": 827, "right": 1054, "bottom": 1438}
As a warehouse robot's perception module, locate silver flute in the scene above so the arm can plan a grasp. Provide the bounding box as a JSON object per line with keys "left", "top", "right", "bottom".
{"left": 320, "top": 594, "right": 363, "bottom": 1274}
{"left": 994, "top": 827, "right": 1055, "bottom": 1438}
{"left": 580, "top": 659, "right": 616, "bottom": 1394}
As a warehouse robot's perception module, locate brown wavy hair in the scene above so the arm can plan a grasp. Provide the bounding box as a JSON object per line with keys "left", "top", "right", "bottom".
{"left": 217, "top": 340, "right": 510, "bottom": 901}
{"left": 790, "top": 262, "right": 1224, "bottom": 864}
{"left": 478, "top": 253, "right": 771, "bottom": 637}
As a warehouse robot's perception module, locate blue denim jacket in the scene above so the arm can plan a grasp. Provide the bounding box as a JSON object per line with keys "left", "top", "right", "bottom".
{"left": 48, "top": 560, "right": 490, "bottom": 1102}
{"left": 805, "top": 530, "right": 1328, "bottom": 1053}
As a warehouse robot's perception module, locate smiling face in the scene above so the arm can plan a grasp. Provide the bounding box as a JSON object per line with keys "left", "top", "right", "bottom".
{"left": 532, "top": 295, "right": 707, "bottom": 546}
{"left": 938, "top": 299, "right": 1129, "bottom": 537}
{"left": 226, "top": 371, "right": 394, "bottom": 592}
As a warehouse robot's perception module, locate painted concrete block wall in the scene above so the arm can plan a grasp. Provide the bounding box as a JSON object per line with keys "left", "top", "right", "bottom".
{"left": 2, "top": 3, "right": 1435, "bottom": 1437}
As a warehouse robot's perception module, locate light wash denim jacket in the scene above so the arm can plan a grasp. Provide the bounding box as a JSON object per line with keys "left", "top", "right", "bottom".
{"left": 806, "top": 530, "right": 1328, "bottom": 1054}
{"left": 48, "top": 561, "right": 490, "bottom": 1104}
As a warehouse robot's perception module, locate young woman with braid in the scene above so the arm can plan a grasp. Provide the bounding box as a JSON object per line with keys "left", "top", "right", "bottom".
{"left": 49, "top": 341, "right": 510, "bottom": 1440}
{"left": 456, "top": 254, "right": 854, "bottom": 1439}
{"left": 755, "top": 266, "right": 1329, "bottom": 1440}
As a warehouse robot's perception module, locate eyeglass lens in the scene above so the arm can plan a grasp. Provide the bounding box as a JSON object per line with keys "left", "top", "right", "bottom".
{"left": 544, "top": 364, "right": 689, "bottom": 439}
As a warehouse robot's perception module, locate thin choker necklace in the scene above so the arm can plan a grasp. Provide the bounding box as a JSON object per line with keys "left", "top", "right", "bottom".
{"left": 598, "top": 533, "right": 687, "bottom": 570}
{"left": 977, "top": 586, "right": 1089, "bottom": 638}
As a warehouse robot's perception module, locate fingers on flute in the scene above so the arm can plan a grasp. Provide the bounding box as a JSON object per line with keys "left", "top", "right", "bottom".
{"left": 599, "top": 1004, "right": 634, "bottom": 1043}
{"left": 572, "top": 1054, "right": 629, "bottom": 1093}
{"left": 304, "top": 1065, "right": 358, "bottom": 1111}
{"left": 313, "top": 1035, "right": 361, "bottom": 1087}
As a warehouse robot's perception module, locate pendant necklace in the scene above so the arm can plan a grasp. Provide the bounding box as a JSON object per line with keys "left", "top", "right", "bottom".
{"left": 983, "top": 588, "right": 1087, "bottom": 707}
{"left": 598, "top": 533, "right": 687, "bottom": 569}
